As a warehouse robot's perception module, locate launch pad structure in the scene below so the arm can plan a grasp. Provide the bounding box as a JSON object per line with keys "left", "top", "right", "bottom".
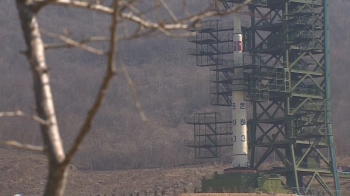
{"left": 186, "top": 0, "right": 341, "bottom": 195}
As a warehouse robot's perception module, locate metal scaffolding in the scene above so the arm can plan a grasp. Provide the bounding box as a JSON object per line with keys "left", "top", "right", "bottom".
{"left": 246, "top": 1, "right": 340, "bottom": 195}
{"left": 185, "top": 112, "right": 232, "bottom": 158}
{"left": 188, "top": 20, "right": 250, "bottom": 106}
{"left": 186, "top": 0, "right": 340, "bottom": 195}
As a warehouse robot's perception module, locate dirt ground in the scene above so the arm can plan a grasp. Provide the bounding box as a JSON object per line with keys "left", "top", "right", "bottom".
{"left": 0, "top": 149, "right": 227, "bottom": 195}
{"left": 1, "top": 149, "right": 350, "bottom": 196}
{"left": 181, "top": 194, "right": 297, "bottom": 196}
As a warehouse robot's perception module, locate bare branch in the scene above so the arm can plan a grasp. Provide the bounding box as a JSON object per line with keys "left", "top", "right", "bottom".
{"left": 121, "top": 11, "right": 187, "bottom": 30}
{"left": 118, "top": 29, "right": 157, "bottom": 41}
{"left": 121, "top": 19, "right": 130, "bottom": 38}
{"left": 63, "top": 0, "right": 119, "bottom": 166}
{"left": 159, "top": 0, "right": 178, "bottom": 22}
{"left": 42, "top": 28, "right": 194, "bottom": 47}
{"left": 118, "top": 23, "right": 158, "bottom": 41}
{"left": 155, "top": 28, "right": 196, "bottom": 38}
{"left": 44, "top": 43, "right": 74, "bottom": 49}
{"left": 154, "top": 0, "right": 162, "bottom": 24}
{"left": 54, "top": 0, "right": 114, "bottom": 13}
{"left": 118, "top": 56, "right": 147, "bottom": 122}
{"left": 3, "top": 140, "right": 45, "bottom": 153}
{"left": 81, "top": 36, "right": 111, "bottom": 42}
{"left": 120, "top": 0, "right": 140, "bottom": 12}
{"left": 16, "top": 1, "right": 67, "bottom": 193}
{"left": 44, "top": 29, "right": 171, "bottom": 49}
{"left": 0, "top": 110, "right": 48, "bottom": 125}
{"left": 136, "top": 1, "right": 162, "bottom": 16}
{"left": 120, "top": 1, "right": 142, "bottom": 17}
{"left": 183, "top": 0, "right": 190, "bottom": 16}
{"left": 120, "top": 1, "right": 250, "bottom": 33}
{"left": 175, "top": 1, "right": 251, "bottom": 25}
{"left": 41, "top": 29, "right": 107, "bottom": 55}
{"left": 44, "top": 36, "right": 110, "bottom": 50}
{"left": 52, "top": 0, "right": 251, "bottom": 32}
{"left": 34, "top": 0, "right": 59, "bottom": 12}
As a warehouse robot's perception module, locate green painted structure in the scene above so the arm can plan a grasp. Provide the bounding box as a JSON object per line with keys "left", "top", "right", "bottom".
{"left": 186, "top": 0, "right": 341, "bottom": 195}
{"left": 202, "top": 171, "right": 290, "bottom": 193}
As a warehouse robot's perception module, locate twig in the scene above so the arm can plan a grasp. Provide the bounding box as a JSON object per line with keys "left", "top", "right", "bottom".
{"left": 43, "top": 27, "right": 193, "bottom": 47}
{"left": 41, "top": 28, "right": 107, "bottom": 55}
{"left": 127, "top": 0, "right": 251, "bottom": 30}
{"left": 159, "top": 0, "right": 178, "bottom": 22}
{"left": 117, "top": 26, "right": 157, "bottom": 41}
{"left": 118, "top": 56, "right": 147, "bottom": 122}
{"left": 154, "top": 0, "right": 162, "bottom": 25}
{"left": 120, "top": 0, "right": 140, "bottom": 12}
{"left": 121, "top": 20, "right": 130, "bottom": 39}
{"left": 177, "top": 0, "right": 252, "bottom": 24}
{"left": 155, "top": 28, "right": 196, "bottom": 38}
{"left": 136, "top": 1, "right": 162, "bottom": 16}
{"left": 183, "top": 0, "right": 190, "bottom": 16}
{"left": 53, "top": 0, "right": 114, "bottom": 13}
{"left": 3, "top": 140, "right": 45, "bottom": 153}
{"left": 0, "top": 110, "right": 48, "bottom": 125}
{"left": 44, "top": 36, "right": 110, "bottom": 50}
{"left": 121, "top": 1, "right": 142, "bottom": 16}
{"left": 53, "top": 0, "right": 251, "bottom": 32}
{"left": 34, "top": 0, "right": 60, "bottom": 12}
{"left": 63, "top": 0, "right": 119, "bottom": 166}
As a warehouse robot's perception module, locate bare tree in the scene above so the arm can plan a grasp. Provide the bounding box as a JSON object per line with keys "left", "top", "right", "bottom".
{"left": 1, "top": 0, "right": 249, "bottom": 195}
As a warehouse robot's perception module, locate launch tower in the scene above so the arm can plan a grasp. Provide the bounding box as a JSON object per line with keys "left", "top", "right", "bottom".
{"left": 186, "top": 0, "right": 341, "bottom": 195}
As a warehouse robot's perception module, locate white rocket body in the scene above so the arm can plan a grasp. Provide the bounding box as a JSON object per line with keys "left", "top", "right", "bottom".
{"left": 232, "top": 13, "right": 249, "bottom": 168}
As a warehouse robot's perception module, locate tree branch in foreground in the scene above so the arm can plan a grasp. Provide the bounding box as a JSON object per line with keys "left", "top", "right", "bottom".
{"left": 52, "top": 0, "right": 251, "bottom": 32}
{"left": 62, "top": 1, "right": 119, "bottom": 166}
{"left": 44, "top": 36, "right": 110, "bottom": 50}
{"left": 118, "top": 56, "right": 147, "bottom": 122}
{"left": 41, "top": 28, "right": 107, "bottom": 55}
{"left": 0, "top": 110, "right": 48, "bottom": 125}
{"left": 2, "top": 140, "right": 45, "bottom": 153}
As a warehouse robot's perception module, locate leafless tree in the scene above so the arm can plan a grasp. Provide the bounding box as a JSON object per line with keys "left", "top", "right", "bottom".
{"left": 1, "top": 0, "right": 249, "bottom": 195}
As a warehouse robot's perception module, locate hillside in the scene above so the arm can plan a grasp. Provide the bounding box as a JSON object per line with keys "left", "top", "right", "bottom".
{"left": 0, "top": 0, "right": 226, "bottom": 170}
{"left": 0, "top": 149, "right": 226, "bottom": 195}
{"left": 1, "top": 0, "right": 350, "bottom": 174}
{"left": 2, "top": 149, "right": 350, "bottom": 195}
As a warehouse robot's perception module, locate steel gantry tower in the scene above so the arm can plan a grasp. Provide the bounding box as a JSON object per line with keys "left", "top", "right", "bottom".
{"left": 186, "top": 0, "right": 341, "bottom": 195}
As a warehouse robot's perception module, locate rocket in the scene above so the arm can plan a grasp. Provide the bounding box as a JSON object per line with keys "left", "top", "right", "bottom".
{"left": 232, "top": 11, "right": 249, "bottom": 168}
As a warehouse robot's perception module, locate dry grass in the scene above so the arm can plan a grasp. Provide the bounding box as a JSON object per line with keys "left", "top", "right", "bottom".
{"left": 1, "top": 148, "right": 350, "bottom": 196}
{"left": 0, "top": 149, "right": 228, "bottom": 195}
{"left": 181, "top": 194, "right": 297, "bottom": 196}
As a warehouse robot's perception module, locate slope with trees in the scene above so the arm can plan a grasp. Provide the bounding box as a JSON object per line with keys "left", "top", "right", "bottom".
{"left": 0, "top": 0, "right": 250, "bottom": 195}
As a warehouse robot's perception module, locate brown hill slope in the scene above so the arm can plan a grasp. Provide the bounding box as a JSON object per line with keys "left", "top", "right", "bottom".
{"left": 1, "top": 0, "right": 350, "bottom": 171}
{"left": 0, "top": 149, "right": 226, "bottom": 196}
{"left": 2, "top": 149, "right": 350, "bottom": 196}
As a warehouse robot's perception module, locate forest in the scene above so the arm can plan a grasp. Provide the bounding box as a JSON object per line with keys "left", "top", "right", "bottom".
{"left": 0, "top": 0, "right": 350, "bottom": 171}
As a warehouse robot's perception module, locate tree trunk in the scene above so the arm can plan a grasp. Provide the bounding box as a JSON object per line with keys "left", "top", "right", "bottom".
{"left": 16, "top": 1, "right": 68, "bottom": 195}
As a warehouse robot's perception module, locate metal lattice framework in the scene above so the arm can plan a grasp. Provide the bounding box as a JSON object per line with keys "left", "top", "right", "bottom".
{"left": 186, "top": 0, "right": 340, "bottom": 195}
{"left": 244, "top": 1, "right": 340, "bottom": 195}
{"left": 188, "top": 20, "right": 250, "bottom": 106}
{"left": 185, "top": 112, "right": 232, "bottom": 158}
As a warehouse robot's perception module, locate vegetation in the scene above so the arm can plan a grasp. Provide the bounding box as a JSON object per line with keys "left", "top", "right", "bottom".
{"left": 0, "top": 0, "right": 249, "bottom": 195}
{"left": 0, "top": 0, "right": 350, "bottom": 194}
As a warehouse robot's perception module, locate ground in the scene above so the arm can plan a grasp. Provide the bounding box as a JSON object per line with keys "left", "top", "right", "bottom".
{"left": 1, "top": 149, "right": 350, "bottom": 196}
{"left": 0, "top": 148, "right": 227, "bottom": 195}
